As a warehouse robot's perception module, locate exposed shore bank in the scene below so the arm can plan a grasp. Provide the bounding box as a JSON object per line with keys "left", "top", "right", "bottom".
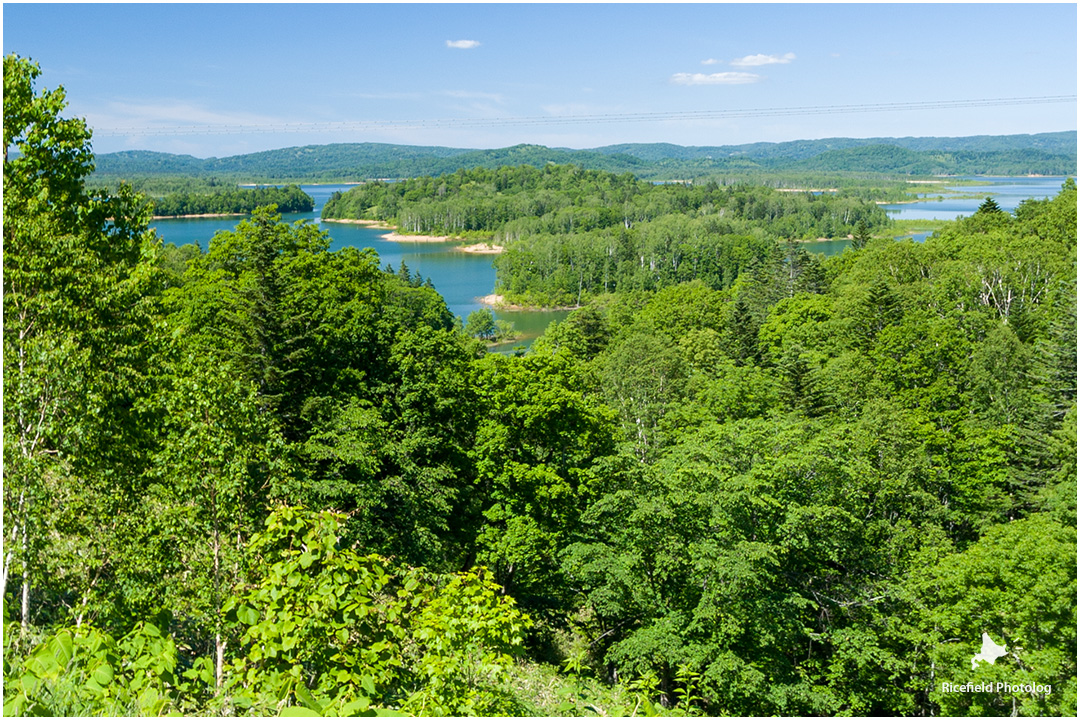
{"left": 381, "top": 231, "right": 455, "bottom": 243}
{"left": 459, "top": 242, "right": 504, "bottom": 254}
{"left": 479, "top": 294, "right": 580, "bottom": 312}
{"left": 321, "top": 218, "right": 394, "bottom": 229}
{"left": 151, "top": 212, "right": 246, "bottom": 219}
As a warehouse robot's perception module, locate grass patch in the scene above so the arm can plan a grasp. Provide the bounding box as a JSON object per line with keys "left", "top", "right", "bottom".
{"left": 500, "top": 660, "right": 645, "bottom": 717}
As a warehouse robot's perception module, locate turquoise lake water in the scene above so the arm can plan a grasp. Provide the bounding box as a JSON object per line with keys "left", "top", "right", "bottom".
{"left": 149, "top": 176, "right": 1071, "bottom": 335}
{"left": 150, "top": 184, "right": 568, "bottom": 349}
{"left": 804, "top": 176, "right": 1069, "bottom": 257}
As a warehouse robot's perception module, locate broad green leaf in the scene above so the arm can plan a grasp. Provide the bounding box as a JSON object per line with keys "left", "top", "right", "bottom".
{"left": 236, "top": 604, "right": 260, "bottom": 625}
{"left": 92, "top": 662, "right": 115, "bottom": 686}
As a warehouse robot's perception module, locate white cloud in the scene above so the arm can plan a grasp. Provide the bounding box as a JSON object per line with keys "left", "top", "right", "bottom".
{"left": 701, "top": 58, "right": 719, "bottom": 65}
{"left": 442, "top": 90, "right": 503, "bottom": 103}
{"left": 670, "top": 72, "right": 760, "bottom": 86}
{"left": 730, "top": 52, "right": 796, "bottom": 67}
{"left": 446, "top": 39, "right": 481, "bottom": 49}
{"left": 85, "top": 100, "right": 287, "bottom": 134}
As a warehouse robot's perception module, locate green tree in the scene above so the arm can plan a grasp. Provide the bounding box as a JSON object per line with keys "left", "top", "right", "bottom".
{"left": 851, "top": 220, "right": 872, "bottom": 250}
{"left": 911, "top": 514, "right": 1076, "bottom": 717}
{"left": 222, "top": 506, "right": 530, "bottom": 716}
{"left": 465, "top": 308, "right": 498, "bottom": 340}
{"left": 3, "top": 54, "right": 162, "bottom": 632}
{"left": 143, "top": 352, "right": 288, "bottom": 688}
{"left": 600, "top": 330, "right": 688, "bottom": 461}
{"left": 975, "top": 196, "right": 1004, "bottom": 215}
{"left": 471, "top": 353, "right": 618, "bottom": 615}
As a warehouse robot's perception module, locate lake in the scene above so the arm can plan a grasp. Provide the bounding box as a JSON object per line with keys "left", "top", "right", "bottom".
{"left": 150, "top": 184, "right": 569, "bottom": 350}
{"left": 807, "top": 175, "right": 1070, "bottom": 257}
{"left": 150, "top": 176, "right": 1071, "bottom": 329}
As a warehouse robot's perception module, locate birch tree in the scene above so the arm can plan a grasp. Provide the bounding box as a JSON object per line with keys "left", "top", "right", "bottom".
{"left": 3, "top": 54, "right": 160, "bottom": 630}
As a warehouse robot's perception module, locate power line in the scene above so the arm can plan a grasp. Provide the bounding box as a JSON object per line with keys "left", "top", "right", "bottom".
{"left": 92, "top": 95, "right": 1077, "bottom": 137}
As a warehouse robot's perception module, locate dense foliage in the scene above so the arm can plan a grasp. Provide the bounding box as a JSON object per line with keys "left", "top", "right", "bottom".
{"left": 5, "top": 54, "right": 1077, "bottom": 717}
{"left": 323, "top": 164, "right": 889, "bottom": 306}
{"left": 148, "top": 184, "right": 313, "bottom": 217}
{"left": 787, "top": 144, "right": 1074, "bottom": 176}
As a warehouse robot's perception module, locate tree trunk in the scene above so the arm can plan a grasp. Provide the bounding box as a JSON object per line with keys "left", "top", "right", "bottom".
{"left": 213, "top": 506, "right": 223, "bottom": 687}
{"left": 21, "top": 547, "right": 30, "bottom": 633}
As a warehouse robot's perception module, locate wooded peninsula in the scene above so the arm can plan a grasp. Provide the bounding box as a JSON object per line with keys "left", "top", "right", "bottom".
{"left": 4, "top": 54, "right": 1076, "bottom": 717}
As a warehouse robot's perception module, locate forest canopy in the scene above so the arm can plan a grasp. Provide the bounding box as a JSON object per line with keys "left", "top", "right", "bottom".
{"left": 147, "top": 184, "right": 314, "bottom": 217}
{"left": 4, "top": 53, "right": 1076, "bottom": 717}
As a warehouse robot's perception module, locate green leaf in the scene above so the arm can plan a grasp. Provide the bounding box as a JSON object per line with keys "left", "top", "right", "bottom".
{"left": 294, "top": 682, "right": 324, "bottom": 713}
{"left": 280, "top": 707, "right": 322, "bottom": 717}
{"left": 92, "top": 662, "right": 115, "bottom": 687}
{"left": 51, "top": 631, "right": 74, "bottom": 668}
{"left": 137, "top": 687, "right": 161, "bottom": 713}
{"left": 236, "top": 604, "right": 260, "bottom": 625}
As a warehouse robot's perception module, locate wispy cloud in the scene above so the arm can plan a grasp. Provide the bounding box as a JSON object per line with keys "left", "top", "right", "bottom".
{"left": 86, "top": 100, "right": 287, "bottom": 132}
{"left": 670, "top": 72, "right": 760, "bottom": 86}
{"left": 730, "top": 52, "right": 796, "bottom": 67}
{"left": 701, "top": 58, "right": 719, "bottom": 66}
{"left": 446, "top": 39, "right": 481, "bottom": 49}
{"left": 441, "top": 90, "right": 503, "bottom": 103}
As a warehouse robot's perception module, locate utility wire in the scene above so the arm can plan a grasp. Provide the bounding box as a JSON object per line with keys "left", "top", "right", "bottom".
{"left": 92, "top": 95, "right": 1077, "bottom": 137}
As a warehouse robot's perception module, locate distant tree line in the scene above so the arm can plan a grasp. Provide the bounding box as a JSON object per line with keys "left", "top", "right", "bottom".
{"left": 89, "top": 133, "right": 1077, "bottom": 183}
{"left": 149, "top": 184, "right": 313, "bottom": 216}
{"left": 791, "top": 144, "right": 1074, "bottom": 176}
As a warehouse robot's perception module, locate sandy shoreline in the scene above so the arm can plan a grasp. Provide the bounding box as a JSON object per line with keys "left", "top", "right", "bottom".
{"left": 240, "top": 182, "right": 364, "bottom": 188}
{"left": 381, "top": 231, "right": 455, "bottom": 243}
{"left": 479, "top": 293, "right": 580, "bottom": 312}
{"left": 321, "top": 218, "right": 495, "bottom": 246}
{"left": 479, "top": 294, "right": 523, "bottom": 310}
{"left": 151, "top": 212, "right": 247, "bottom": 219}
{"left": 322, "top": 218, "right": 394, "bottom": 229}
{"left": 459, "top": 242, "right": 504, "bottom": 254}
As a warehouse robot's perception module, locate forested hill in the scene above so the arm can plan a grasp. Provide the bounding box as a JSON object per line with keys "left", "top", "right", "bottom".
{"left": 92, "top": 144, "right": 648, "bottom": 183}
{"left": 596, "top": 130, "right": 1078, "bottom": 161}
{"left": 92, "top": 131, "right": 1077, "bottom": 182}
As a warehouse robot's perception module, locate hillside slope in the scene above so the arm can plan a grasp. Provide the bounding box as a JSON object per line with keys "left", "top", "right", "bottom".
{"left": 92, "top": 132, "right": 1077, "bottom": 182}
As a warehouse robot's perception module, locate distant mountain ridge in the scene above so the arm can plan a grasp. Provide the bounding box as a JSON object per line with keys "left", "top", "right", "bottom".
{"left": 594, "top": 131, "right": 1077, "bottom": 161}
{"left": 92, "top": 131, "right": 1076, "bottom": 182}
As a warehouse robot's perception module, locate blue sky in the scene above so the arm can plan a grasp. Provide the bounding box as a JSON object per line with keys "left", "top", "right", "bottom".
{"left": 3, "top": 2, "right": 1076, "bottom": 158}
